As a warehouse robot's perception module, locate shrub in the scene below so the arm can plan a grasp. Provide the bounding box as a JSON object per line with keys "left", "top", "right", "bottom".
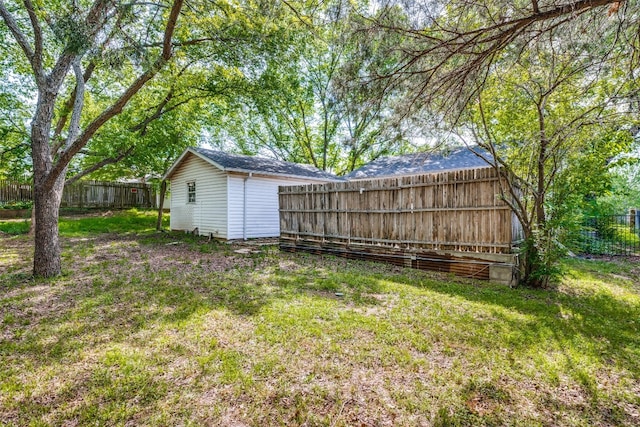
{"left": 0, "top": 201, "right": 33, "bottom": 210}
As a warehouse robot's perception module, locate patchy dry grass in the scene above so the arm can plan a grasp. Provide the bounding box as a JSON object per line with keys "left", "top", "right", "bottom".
{"left": 1, "top": 210, "right": 639, "bottom": 426}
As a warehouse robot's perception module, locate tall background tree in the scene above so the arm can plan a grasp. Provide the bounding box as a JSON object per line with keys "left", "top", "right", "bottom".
{"left": 206, "top": 0, "right": 423, "bottom": 174}
{"left": 361, "top": 0, "right": 640, "bottom": 286}
{"left": 459, "top": 40, "right": 634, "bottom": 286}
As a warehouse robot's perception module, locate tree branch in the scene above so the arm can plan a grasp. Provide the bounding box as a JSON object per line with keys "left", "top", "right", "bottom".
{"left": 129, "top": 62, "right": 195, "bottom": 136}
{"left": 51, "top": 62, "right": 96, "bottom": 156}
{"left": 45, "top": 0, "right": 185, "bottom": 192}
{"left": 65, "top": 146, "right": 135, "bottom": 185}
{"left": 66, "top": 58, "right": 85, "bottom": 149}
{"left": 23, "top": 0, "right": 42, "bottom": 77}
{"left": 532, "top": 1, "right": 540, "bottom": 14}
{"left": 47, "top": 0, "right": 113, "bottom": 93}
{"left": 0, "top": 0, "right": 39, "bottom": 80}
{"left": 51, "top": 6, "right": 126, "bottom": 156}
{"left": 377, "top": 0, "right": 624, "bottom": 111}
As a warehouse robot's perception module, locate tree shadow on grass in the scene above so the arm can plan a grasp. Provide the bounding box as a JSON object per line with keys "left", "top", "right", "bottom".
{"left": 396, "top": 268, "right": 639, "bottom": 366}
{"left": 2, "top": 233, "right": 639, "bottom": 425}
{"left": 0, "top": 237, "right": 392, "bottom": 425}
{"left": 3, "top": 239, "right": 637, "bottom": 370}
{"left": 379, "top": 264, "right": 640, "bottom": 423}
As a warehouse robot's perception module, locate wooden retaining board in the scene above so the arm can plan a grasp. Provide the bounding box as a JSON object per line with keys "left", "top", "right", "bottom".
{"left": 280, "top": 238, "right": 505, "bottom": 281}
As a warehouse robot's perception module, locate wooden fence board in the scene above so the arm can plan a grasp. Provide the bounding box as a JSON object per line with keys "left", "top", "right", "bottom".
{"left": 0, "top": 180, "right": 33, "bottom": 203}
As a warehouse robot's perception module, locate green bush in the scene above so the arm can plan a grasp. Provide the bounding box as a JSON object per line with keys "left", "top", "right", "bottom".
{"left": 0, "top": 201, "right": 33, "bottom": 210}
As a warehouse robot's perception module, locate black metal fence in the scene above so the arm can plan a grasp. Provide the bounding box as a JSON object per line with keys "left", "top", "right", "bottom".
{"left": 576, "top": 213, "right": 640, "bottom": 256}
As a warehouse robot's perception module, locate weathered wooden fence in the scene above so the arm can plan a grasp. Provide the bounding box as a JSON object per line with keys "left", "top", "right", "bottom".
{"left": 0, "top": 180, "right": 156, "bottom": 209}
{"left": 279, "top": 167, "right": 522, "bottom": 284}
{"left": 0, "top": 180, "right": 33, "bottom": 203}
{"left": 61, "top": 181, "right": 156, "bottom": 209}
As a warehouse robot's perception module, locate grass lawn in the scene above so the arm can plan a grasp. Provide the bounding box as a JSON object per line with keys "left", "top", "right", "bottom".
{"left": 1, "top": 209, "right": 639, "bottom": 426}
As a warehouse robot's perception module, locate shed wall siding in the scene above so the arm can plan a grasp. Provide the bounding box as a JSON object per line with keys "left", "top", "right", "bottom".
{"left": 227, "top": 176, "right": 245, "bottom": 239}
{"left": 227, "top": 175, "right": 322, "bottom": 239}
{"left": 245, "top": 178, "right": 281, "bottom": 238}
{"left": 170, "top": 154, "right": 228, "bottom": 237}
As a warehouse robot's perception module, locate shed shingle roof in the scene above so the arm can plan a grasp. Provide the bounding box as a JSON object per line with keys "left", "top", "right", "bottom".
{"left": 189, "top": 147, "right": 340, "bottom": 181}
{"left": 345, "top": 147, "right": 493, "bottom": 180}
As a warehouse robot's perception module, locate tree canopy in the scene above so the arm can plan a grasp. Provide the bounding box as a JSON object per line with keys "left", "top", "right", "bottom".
{"left": 202, "top": 1, "right": 426, "bottom": 175}
{"left": 360, "top": 0, "right": 640, "bottom": 285}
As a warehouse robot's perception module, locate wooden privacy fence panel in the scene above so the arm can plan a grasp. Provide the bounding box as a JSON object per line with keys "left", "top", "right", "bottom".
{"left": 0, "top": 180, "right": 156, "bottom": 209}
{"left": 61, "top": 181, "right": 156, "bottom": 209}
{"left": 280, "top": 167, "right": 520, "bottom": 254}
{"left": 0, "top": 180, "right": 33, "bottom": 203}
{"left": 280, "top": 168, "right": 522, "bottom": 283}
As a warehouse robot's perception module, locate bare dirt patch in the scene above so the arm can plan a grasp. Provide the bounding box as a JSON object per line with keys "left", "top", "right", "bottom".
{"left": 65, "top": 233, "right": 256, "bottom": 279}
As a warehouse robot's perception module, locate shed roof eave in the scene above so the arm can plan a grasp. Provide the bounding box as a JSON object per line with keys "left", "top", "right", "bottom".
{"left": 163, "top": 148, "right": 341, "bottom": 183}
{"left": 163, "top": 147, "right": 227, "bottom": 181}
{"left": 224, "top": 168, "right": 340, "bottom": 182}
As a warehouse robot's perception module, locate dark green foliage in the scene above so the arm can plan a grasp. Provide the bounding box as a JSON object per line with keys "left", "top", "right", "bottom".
{"left": 518, "top": 237, "right": 562, "bottom": 288}
{"left": 0, "top": 201, "right": 32, "bottom": 210}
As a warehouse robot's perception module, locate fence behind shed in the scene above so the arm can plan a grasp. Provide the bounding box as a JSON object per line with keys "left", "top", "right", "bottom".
{"left": 61, "top": 181, "right": 156, "bottom": 209}
{"left": 1, "top": 179, "right": 156, "bottom": 209}
{"left": 279, "top": 167, "right": 522, "bottom": 284}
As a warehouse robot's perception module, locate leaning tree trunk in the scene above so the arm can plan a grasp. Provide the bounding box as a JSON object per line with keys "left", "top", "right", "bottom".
{"left": 156, "top": 179, "right": 167, "bottom": 230}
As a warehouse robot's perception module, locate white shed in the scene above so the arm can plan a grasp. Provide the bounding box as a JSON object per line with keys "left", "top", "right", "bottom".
{"left": 164, "top": 147, "right": 340, "bottom": 239}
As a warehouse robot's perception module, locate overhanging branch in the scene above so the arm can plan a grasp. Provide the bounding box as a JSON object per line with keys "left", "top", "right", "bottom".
{"left": 45, "top": 0, "right": 185, "bottom": 192}
{"left": 66, "top": 146, "right": 135, "bottom": 185}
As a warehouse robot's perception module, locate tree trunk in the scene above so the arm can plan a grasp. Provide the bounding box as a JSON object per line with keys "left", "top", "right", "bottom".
{"left": 520, "top": 238, "right": 538, "bottom": 287}
{"left": 31, "top": 86, "right": 65, "bottom": 277}
{"left": 32, "top": 173, "right": 65, "bottom": 277}
{"left": 28, "top": 207, "right": 36, "bottom": 236}
{"left": 156, "top": 179, "right": 167, "bottom": 230}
